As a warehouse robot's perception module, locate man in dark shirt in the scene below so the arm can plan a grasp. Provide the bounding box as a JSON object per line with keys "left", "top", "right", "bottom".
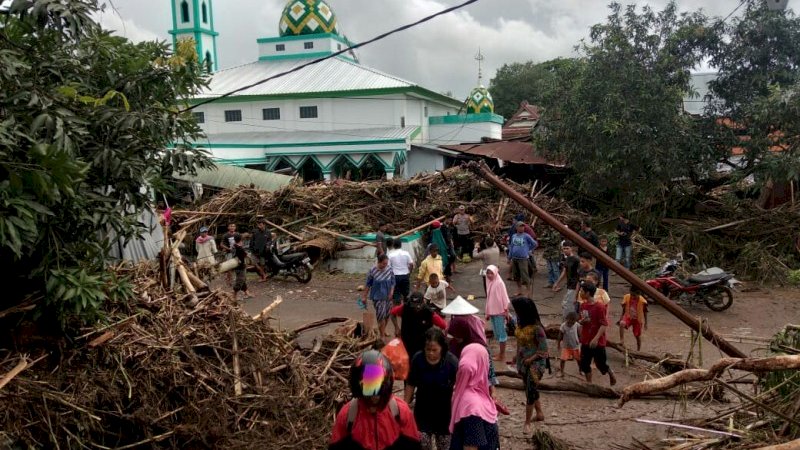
{"left": 553, "top": 242, "right": 580, "bottom": 320}
{"left": 220, "top": 223, "right": 241, "bottom": 285}
{"left": 248, "top": 218, "right": 269, "bottom": 282}
{"left": 579, "top": 219, "right": 600, "bottom": 250}
{"left": 615, "top": 216, "right": 639, "bottom": 269}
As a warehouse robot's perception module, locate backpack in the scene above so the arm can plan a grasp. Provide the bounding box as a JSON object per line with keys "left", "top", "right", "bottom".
{"left": 346, "top": 398, "right": 401, "bottom": 433}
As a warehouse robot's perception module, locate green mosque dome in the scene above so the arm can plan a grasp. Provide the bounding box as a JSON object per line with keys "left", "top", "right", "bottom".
{"left": 279, "top": 0, "right": 340, "bottom": 37}
{"left": 466, "top": 85, "right": 494, "bottom": 114}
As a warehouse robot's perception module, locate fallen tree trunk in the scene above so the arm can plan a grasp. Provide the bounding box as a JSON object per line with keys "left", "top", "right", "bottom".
{"left": 497, "top": 378, "right": 620, "bottom": 399}
{"left": 619, "top": 355, "right": 800, "bottom": 406}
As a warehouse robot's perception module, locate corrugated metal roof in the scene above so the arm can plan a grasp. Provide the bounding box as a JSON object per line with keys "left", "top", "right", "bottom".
{"left": 197, "top": 58, "right": 417, "bottom": 98}
{"left": 202, "top": 127, "right": 419, "bottom": 145}
{"left": 441, "top": 140, "right": 563, "bottom": 166}
{"left": 173, "top": 165, "right": 294, "bottom": 191}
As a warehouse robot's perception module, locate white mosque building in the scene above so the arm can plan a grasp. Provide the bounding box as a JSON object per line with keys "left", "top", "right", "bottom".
{"left": 170, "top": 0, "right": 503, "bottom": 181}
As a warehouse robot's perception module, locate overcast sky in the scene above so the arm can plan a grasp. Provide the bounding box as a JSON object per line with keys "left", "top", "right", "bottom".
{"left": 95, "top": 0, "right": 742, "bottom": 99}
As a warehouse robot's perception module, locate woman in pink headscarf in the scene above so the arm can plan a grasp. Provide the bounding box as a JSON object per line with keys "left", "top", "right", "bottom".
{"left": 449, "top": 343, "right": 500, "bottom": 450}
{"left": 483, "top": 265, "right": 511, "bottom": 362}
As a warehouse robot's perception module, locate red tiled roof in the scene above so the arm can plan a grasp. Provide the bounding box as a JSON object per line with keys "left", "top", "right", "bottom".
{"left": 501, "top": 101, "right": 542, "bottom": 140}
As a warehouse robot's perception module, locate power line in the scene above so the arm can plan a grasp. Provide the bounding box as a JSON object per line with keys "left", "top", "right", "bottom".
{"left": 182, "top": 0, "right": 479, "bottom": 112}
{"left": 720, "top": 0, "right": 747, "bottom": 25}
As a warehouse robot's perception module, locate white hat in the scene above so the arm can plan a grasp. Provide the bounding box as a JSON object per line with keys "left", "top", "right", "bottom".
{"left": 441, "top": 295, "right": 479, "bottom": 315}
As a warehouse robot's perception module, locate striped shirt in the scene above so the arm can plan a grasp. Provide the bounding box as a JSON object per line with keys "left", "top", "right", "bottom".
{"left": 366, "top": 265, "right": 395, "bottom": 301}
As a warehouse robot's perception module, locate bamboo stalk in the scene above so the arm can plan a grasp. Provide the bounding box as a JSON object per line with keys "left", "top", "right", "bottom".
{"left": 263, "top": 218, "right": 304, "bottom": 241}
{"left": 307, "top": 226, "right": 375, "bottom": 246}
{"left": 231, "top": 314, "right": 242, "bottom": 397}
{"left": 395, "top": 215, "right": 447, "bottom": 239}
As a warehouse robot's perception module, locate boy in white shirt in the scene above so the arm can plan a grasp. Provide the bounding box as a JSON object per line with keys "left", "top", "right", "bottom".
{"left": 424, "top": 273, "right": 455, "bottom": 313}
{"left": 387, "top": 238, "right": 414, "bottom": 305}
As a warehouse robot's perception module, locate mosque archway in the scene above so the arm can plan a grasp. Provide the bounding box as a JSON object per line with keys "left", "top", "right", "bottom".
{"left": 298, "top": 158, "right": 323, "bottom": 182}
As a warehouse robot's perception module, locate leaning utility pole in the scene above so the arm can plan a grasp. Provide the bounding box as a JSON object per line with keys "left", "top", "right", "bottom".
{"left": 467, "top": 161, "right": 746, "bottom": 359}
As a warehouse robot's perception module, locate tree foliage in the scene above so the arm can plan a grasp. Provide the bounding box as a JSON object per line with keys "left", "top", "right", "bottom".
{"left": 0, "top": 0, "right": 213, "bottom": 325}
{"left": 489, "top": 58, "right": 585, "bottom": 119}
{"left": 535, "top": 2, "right": 714, "bottom": 209}
{"left": 706, "top": 0, "right": 800, "bottom": 180}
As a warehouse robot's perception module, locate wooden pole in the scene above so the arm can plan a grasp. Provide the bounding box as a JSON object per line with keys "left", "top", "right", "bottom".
{"left": 307, "top": 226, "right": 375, "bottom": 246}
{"left": 263, "top": 219, "right": 304, "bottom": 241}
{"left": 395, "top": 215, "right": 447, "bottom": 239}
{"left": 467, "top": 160, "right": 746, "bottom": 359}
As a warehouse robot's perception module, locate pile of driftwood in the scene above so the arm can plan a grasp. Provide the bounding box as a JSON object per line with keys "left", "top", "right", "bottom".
{"left": 176, "top": 167, "right": 584, "bottom": 256}
{"left": 652, "top": 201, "right": 800, "bottom": 284}
{"left": 0, "top": 262, "right": 375, "bottom": 450}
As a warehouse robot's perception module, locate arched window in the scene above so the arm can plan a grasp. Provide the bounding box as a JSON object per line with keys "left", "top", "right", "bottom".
{"left": 180, "top": 0, "right": 190, "bottom": 23}
{"left": 201, "top": 2, "right": 208, "bottom": 24}
{"left": 205, "top": 51, "right": 212, "bottom": 71}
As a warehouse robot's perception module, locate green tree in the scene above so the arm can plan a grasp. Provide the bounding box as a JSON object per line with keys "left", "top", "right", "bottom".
{"left": 705, "top": 0, "right": 800, "bottom": 180}
{"left": 535, "top": 2, "right": 714, "bottom": 209}
{"left": 489, "top": 58, "right": 585, "bottom": 119}
{"left": 0, "top": 0, "right": 213, "bottom": 325}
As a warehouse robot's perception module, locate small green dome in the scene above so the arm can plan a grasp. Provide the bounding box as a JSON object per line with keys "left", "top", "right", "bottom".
{"left": 466, "top": 85, "right": 494, "bottom": 114}
{"left": 279, "top": 0, "right": 339, "bottom": 37}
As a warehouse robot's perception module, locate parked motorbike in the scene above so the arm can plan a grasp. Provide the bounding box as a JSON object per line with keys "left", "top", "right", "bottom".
{"left": 264, "top": 241, "right": 314, "bottom": 283}
{"left": 646, "top": 253, "right": 739, "bottom": 311}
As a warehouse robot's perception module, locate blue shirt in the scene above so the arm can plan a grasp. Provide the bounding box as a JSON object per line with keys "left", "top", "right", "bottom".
{"left": 508, "top": 232, "right": 537, "bottom": 260}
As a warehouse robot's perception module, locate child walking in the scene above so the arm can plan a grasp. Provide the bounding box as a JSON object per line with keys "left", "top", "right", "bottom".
{"left": 511, "top": 297, "right": 549, "bottom": 434}
{"left": 557, "top": 312, "right": 581, "bottom": 378}
{"left": 578, "top": 282, "right": 616, "bottom": 386}
{"left": 619, "top": 285, "right": 648, "bottom": 351}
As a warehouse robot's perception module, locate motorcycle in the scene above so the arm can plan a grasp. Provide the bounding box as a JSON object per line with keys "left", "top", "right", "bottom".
{"left": 646, "top": 253, "right": 739, "bottom": 311}
{"left": 263, "top": 240, "right": 314, "bottom": 283}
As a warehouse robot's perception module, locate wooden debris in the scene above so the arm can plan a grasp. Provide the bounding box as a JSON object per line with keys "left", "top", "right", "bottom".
{"left": 619, "top": 355, "right": 800, "bottom": 406}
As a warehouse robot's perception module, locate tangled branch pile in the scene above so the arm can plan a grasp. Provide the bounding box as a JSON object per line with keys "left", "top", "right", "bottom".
{"left": 0, "top": 262, "right": 372, "bottom": 449}
{"left": 619, "top": 325, "right": 800, "bottom": 450}
{"left": 186, "top": 167, "right": 584, "bottom": 253}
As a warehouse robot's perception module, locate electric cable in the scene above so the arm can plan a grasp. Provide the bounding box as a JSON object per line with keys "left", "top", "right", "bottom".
{"left": 182, "top": 0, "right": 479, "bottom": 112}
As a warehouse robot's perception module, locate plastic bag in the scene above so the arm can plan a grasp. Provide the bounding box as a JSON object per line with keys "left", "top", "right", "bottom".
{"left": 381, "top": 338, "right": 409, "bottom": 381}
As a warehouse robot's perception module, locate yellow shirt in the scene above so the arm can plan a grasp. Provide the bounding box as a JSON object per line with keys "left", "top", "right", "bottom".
{"left": 417, "top": 255, "right": 444, "bottom": 282}
{"left": 621, "top": 294, "right": 647, "bottom": 321}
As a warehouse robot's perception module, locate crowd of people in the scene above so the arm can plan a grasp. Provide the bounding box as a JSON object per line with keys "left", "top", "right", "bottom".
{"left": 335, "top": 208, "right": 647, "bottom": 449}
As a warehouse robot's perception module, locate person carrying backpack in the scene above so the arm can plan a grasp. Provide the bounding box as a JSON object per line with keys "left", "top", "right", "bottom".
{"left": 329, "top": 350, "right": 421, "bottom": 450}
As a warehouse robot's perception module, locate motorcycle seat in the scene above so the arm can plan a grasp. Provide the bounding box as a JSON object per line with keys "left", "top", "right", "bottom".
{"left": 688, "top": 273, "right": 730, "bottom": 284}
{"left": 281, "top": 252, "right": 307, "bottom": 263}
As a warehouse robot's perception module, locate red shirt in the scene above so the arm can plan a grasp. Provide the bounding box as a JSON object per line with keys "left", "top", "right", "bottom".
{"left": 579, "top": 301, "right": 608, "bottom": 347}
{"left": 389, "top": 305, "right": 447, "bottom": 330}
{"left": 329, "top": 397, "right": 420, "bottom": 450}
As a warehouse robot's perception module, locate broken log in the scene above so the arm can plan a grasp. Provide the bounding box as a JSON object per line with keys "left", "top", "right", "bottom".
{"left": 619, "top": 355, "right": 800, "bottom": 406}
{"left": 252, "top": 296, "right": 283, "bottom": 321}
{"left": 497, "top": 378, "right": 620, "bottom": 399}
{"left": 467, "top": 160, "right": 746, "bottom": 359}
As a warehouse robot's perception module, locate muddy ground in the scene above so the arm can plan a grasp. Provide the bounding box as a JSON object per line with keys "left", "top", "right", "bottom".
{"left": 218, "top": 258, "right": 800, "bottom": 449}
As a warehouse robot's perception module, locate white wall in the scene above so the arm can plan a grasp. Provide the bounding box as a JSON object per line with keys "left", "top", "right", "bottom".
{"left": 195, "top": 95, "right": 438, "bottom": 136}
{"left": 258, "top": 36, "right": 344, "bottom": 59}
{"left": 174, "top": 0, "right": 196, "bottom": 29}
{"left": 406, "top": 147, "right": 446, "bottom": 177}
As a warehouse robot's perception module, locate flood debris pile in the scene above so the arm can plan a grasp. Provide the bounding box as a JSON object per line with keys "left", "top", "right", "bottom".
{"left": 0, "top": 262, "right": 372, "bottom": 450}
{"left": 184, "top": 167, "right": 584, "bottom": 256}
{"left": 617, "top": 325, "right": 800, "bottom": 450}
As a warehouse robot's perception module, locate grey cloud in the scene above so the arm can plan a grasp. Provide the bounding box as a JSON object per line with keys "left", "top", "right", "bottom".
{"left": 99, "top": 0, "right": 744, "bottom": 100}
